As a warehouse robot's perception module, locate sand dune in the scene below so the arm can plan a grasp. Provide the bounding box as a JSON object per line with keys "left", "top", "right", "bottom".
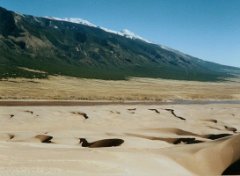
{"left": 159, "top": 134, "right": 240, "bottom": 175}
{"left": 0, "top": 103, "right": 239, "bottom": 175}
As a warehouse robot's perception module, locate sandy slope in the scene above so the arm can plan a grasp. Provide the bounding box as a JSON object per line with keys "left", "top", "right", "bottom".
{"left": 0, "top": 103, "right": 239, "bottom": 175}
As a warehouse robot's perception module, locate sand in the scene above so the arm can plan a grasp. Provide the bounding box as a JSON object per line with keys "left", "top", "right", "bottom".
{"left": 0, "top": 103, "right": 239, "bottom": 175}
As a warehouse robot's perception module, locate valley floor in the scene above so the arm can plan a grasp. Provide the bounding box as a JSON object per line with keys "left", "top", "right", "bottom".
{"left": 0, "top": 76, "right": 240, "bottom": 100}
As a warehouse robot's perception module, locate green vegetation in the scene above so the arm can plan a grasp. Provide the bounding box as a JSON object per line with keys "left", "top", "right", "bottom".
{"left": 0, "top": 6, "right": 239, "bottom": 81}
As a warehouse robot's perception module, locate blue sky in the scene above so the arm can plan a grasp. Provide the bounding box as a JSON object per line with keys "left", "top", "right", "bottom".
{"left": 0, "top": 0, "right": 239, "bottom": 67}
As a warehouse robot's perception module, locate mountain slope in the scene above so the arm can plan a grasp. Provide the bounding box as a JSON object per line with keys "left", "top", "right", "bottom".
{"left": 0, "top": 6, "right": 239, "bottom": 81}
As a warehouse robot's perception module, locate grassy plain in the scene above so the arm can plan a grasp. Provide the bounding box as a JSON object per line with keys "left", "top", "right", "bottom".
{"left": 0, "top": 76, "right": 240, "bottom": 100}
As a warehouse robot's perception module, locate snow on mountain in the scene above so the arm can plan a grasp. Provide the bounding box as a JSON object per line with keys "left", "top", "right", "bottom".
{"left": 45, "top": 17, "right": 97, "bottom": 28}
{"left": 44, "top": 17, "right": 151, "bottom": 43}
{"left": 98, "top": 27, "right": 124, "bottom": 36}
{"left": 98, "top": 27, "right": 151, "bottom": 43}
{"left": 120, "top": 29, "right": 149, "bottom": 42}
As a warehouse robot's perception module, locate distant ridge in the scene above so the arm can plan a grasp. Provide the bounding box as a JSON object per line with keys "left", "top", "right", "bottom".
{"left": 0, "top": 6, "right": 239, "bottom": 81}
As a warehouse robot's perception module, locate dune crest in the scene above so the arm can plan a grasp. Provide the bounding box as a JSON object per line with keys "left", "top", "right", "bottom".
{"left": 160, "top": 134, "right": 240, "bottom": 175}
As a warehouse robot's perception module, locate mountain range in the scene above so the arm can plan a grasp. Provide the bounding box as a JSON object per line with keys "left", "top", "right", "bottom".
{"left": 0, "top": 6, "right": 239, "bottom": 81}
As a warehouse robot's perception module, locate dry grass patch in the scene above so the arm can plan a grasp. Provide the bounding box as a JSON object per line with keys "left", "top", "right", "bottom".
{"left": 0, "top": 76, "right": 239, "bottom": 100}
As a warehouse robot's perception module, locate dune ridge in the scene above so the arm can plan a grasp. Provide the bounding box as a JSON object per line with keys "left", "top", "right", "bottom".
{"left": 156, "top": 134, "right": 240, "bottom": 175}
